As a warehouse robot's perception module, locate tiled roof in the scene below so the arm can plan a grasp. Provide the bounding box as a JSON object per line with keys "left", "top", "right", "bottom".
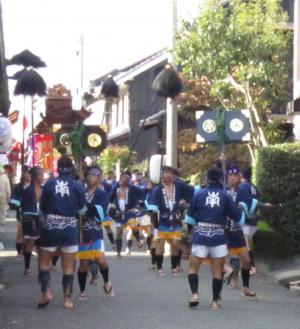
{"left": 90, "top": 48, "right": 168, "bottom": 88}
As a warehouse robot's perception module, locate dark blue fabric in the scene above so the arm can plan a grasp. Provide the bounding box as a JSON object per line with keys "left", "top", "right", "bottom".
{"left": 226, "top": 183, "right": 252, "bottom": 247}
{"left": 110, "top": 184, "right": 143, "bottom": 225}
{"left": 187, "top": 185, "right": 243, "bottom": 247}
{"left": 246, "top": 182, "right": 260, "bottom": 226}
{"left": 110, "top": 184, "right": 142, "bottom": 211}
{"left": 103, "top": 178, "right": 118, "bottom": 191}
{"left": 148, "top": 181, "right": 190, "bottom": 227}
{"left": 21, "top": 184, "right": 39, "bottom": 215}
{"left": 113, "top": 209, "right": 139, "bottom": 225}
{"left": 22, "top": 215, "right": 39, "bottom": 238}
{"left": 238, "top": 181, "right": 260, "bottom": 226}
{"left": 174, "top": 179, "right": 195, "bottom": 204}
{"left": 226, "top": 227, "right": 246, "bottom": 248}
{"left": 191, "top": 225, "right": 226, "bottom": 247}
{"left": 82, "top": 188, "right": 108, "bottom": 242}
{"left": 187, "top": 185, "right": 242, "bottom": 225}
{"left": 102, "top": 181, "right": 113, "bottom": 196}
{"left": 39, "top": 176, "right": 85, "bottom": 247}
{"left": 9, "top": 182, "right": 23, "bottom": 207}
{"left": 39, "top": 219, "right": 78, "bottom": 247}
{"left": 40, "top": 176, "right": 85, "bottom": 217}
{"left": 236, "top": 181, "right": 254, "bottom": 210}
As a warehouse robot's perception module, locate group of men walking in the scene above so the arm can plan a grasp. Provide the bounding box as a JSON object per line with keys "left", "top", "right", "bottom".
{"left": 6, "top": 154, "right": 270, "bottom": 310}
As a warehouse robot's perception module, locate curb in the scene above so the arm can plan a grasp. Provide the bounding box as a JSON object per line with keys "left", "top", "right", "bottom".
{"left": 272, "top": 268, "right": 300, "bottom": 286}
{"left": 256, "top": 259, "right": 300, "bottom": 286}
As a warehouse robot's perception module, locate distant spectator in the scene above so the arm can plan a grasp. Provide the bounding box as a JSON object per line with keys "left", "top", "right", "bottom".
{"left": 0, "top": 165, "right": 11, "bottom": 226}
{"left": 104, "top": 171, "right": 117, "bottom": 188}
{"left": 132, "top": 169, "right": 146, "bottom": 188}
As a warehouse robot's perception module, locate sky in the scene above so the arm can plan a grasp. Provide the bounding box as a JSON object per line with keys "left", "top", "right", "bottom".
{"left": 2, "top": 0, "right": 201, "bottom": 93}
{"left": 1, "top": 0, "right": 201, "bottom": 144}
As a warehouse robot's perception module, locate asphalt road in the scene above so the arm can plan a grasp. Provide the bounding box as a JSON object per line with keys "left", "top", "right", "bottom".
{"left": 1, "top": 215, "right": 300, "bottom": 329}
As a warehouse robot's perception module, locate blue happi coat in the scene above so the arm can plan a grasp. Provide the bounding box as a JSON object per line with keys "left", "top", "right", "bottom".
{"left": 148, "top": 180, "right": 191, "bottom": 232}
{"left": 9, "top": 182, "right": 24, "bottom": 221}
{"left": 109, "top": 184, "right": 143, "bottom": 224}
{"left": 39, "top": 175, "right": 86, "bottom": 247}
{"left": 238, "top": 180, "right": 259, "bottom": 226}
{"left": 82, "top": 188, "right": 108, "bottom": 242}
{"left": 185, "top": 184, "right": 244, "bottom": 247}
{"left": 10, "top": 183, "right": 41, "bottom": 237}
{"left": 10, "top": 183, "right": 39, "bottom": 215}
{"left": 226, "top": 182, "right": 258, "bottom": 248}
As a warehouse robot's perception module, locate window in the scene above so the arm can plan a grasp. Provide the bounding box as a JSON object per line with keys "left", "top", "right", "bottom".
{"left": 108, "top": 95, "right": 129, "bottom": 135}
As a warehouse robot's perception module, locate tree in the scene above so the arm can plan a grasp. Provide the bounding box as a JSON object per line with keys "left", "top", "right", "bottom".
{"left": 174, "top": 0, "right": 292, "bottom": 148}
{"left": 98, "top": 145, "right": 136, "bottom": 174}
{"left": 178, "top": 126, "right": 250, "bottom": 178}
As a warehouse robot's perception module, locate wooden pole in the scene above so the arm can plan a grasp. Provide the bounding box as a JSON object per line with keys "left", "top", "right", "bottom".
{"left": 166, "top": 0, "right": 178, "bottom": 168}
{"left": 0, "top": 1, "right": 10, "bottom": 117}
{"left": 21, "top": 96, "right": 26, "bottom": 166}
{"left": 221, "top": 144, "right": 226, "bottom": 191}
{"left": 31, "top": 97, "right": 35, "bottom": 166}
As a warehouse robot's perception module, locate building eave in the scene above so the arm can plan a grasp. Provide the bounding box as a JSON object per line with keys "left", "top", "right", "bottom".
{"left": 90, "top": 48, "right": 169, "bottom": 89}
{"left": 107, "top": 128, "right": 130, "bottom": 143}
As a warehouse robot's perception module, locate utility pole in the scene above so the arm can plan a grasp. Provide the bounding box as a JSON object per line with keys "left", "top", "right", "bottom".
{"left": 0, "top": 0, "right": 10, "bottom": 117}
{"left": 166, "top": 0, "right": 178, "bottom": 168}
{"left": 80, "top": 35, "right": 84, "bottom": 91}
{"left": 293, "top": 0, "right": 300, "bottom": 140}
{"left": 76, "top": 35, "right": 84, "bottom": 109}
{"left": 294, "top": 0, "right": 300, "bottom": 102}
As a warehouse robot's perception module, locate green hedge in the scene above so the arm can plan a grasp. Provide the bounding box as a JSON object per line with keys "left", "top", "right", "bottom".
{"left": 254, "top": 143, "right": 300, "bottom": 254}
{"left": 253, "top": 230, "right": 294, "bottom": 258}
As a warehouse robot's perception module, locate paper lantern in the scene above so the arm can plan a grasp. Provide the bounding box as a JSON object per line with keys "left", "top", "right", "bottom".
{"left": 149, "top": 154, "right": 166, "bottom": 184}
{"left": 152, "top": 64, "right": 182, "bottom": 98}
{"left": 101, "top": 76, "right": 119, "bottom": 98}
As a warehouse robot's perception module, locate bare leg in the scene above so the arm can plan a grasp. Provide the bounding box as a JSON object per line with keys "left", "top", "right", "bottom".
{"left": 245, "top": 234, "right": 256, "bottom": 276}
{"left": 132, "top": 227, "right": 143, "bottom": 249}
{"left": 78, "top": 260, "right": 89, "bottom": 300}
{"left": 96, "top": 255, "right": 114, "bottom": 297}
{"left": 210, "top": 257, "right": 225, "bottom": 309}
{"left": 239, "top": 251, "right": 256, "bottom": 297}
{"left": 24, "top": 238, "right": 35, "bottom": 274}
{"left": 228, "top": 256, "right": 240, "bottom": 288}
{"left": 38, "top": 248, "right": 53, "bottom": 307}
{"left": 170, "top": 239, "right": 181, "bottom": 276}
{"left": 126, "top": 227, "right": 133, "bottom": 254}
{"left": 188, "top": 255, "right": 203, "bottom": 306}
{"left": 104, "top": 225, "right": 115, "bottom": 247}
{"left": 156, "top": 239, "right": 166, "bottom": 276}
{"left": 16, "top": 223, "right": 24, "bottom": 258}
{"left": 61, "top": 252, "right": 76, "bottom": 309}
{"left": 116, "top": 226, "right": 123, "bottom": 256}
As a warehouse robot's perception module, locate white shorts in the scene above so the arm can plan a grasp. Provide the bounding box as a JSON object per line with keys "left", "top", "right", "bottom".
{"left": 23, "top": 235, "right": 39, "bottom": 240}
{"left": 137, "top": 215, "right": 151, "bottom": 227}
{"left": 40, "top": 245, "right": 78, "bottom": 253}
{"left": 191, "top": 244, "right": 227, "bottom": 258}
{"left": 242, "top": 225, "right": 257, "bottom": 239}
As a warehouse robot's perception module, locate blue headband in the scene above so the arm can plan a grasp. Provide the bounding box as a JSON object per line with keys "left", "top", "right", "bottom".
{"left": 87, "top": 168, "right": 102, "bottom": 176}
{"left": 58, "top": 167, "right": 73, "bottom": 175}
{"left": 227, "top": 166, "right": 240, "bottom": 175}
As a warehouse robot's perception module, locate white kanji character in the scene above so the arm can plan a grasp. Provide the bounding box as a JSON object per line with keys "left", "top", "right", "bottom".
{"left": 55, "top": 180, "right": 70, "bottom": 197}
{"left": 205, "top": 192, "right": 220, "bottom": 208}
